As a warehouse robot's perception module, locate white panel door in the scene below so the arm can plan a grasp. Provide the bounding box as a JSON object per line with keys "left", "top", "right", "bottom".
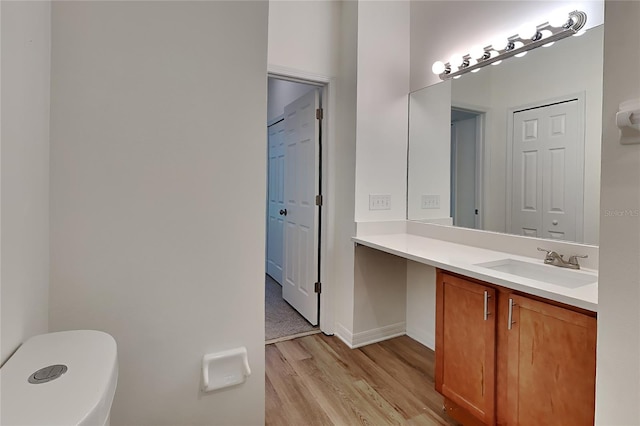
{"left": 266, "top": 120, "right": 285, "bottom": 284}
{"left": 542, "top": 103, "right": 579, "bottom": 241}
{"left": 511, "top": 100, "right": 580, "bottom": 240}
{"left": 282, "top": 89, "right": 319, "bottom": 325}
{"left": 511, "top": 112, "right": 543, "bottom": 237}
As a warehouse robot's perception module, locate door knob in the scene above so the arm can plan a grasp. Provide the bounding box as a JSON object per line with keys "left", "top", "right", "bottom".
{"left": 279, "top": 209, "right": 287, "bottom": 216}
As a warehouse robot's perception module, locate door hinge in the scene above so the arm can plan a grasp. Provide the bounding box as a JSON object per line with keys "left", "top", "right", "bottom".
{"left": 314, "top": 282, "right": 322, "bottom": 293}
{"left": 316, "top": 108, "right": 323, "bottom": 120}
{"left": 315, "top": 194, "right": 323, "bottom": 206}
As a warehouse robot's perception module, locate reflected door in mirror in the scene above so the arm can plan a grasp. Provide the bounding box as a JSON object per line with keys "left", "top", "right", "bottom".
{"left": 509, "top": 99, "right": 581, "bottom": 241}
{"left": 451, "top": 111, "right": 481, "bottom": 229}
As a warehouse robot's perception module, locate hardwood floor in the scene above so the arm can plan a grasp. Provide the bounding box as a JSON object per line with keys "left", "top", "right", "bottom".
{"left": 266, "top": 333, "right": 460, "bottom": 425}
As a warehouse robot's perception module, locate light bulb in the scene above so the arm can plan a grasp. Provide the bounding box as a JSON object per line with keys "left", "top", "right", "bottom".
{"left": 511, "top": 41, "right": 526, "bottom": 57}
{"left": 453, "top": 75, "right": 462, "bottom": 79}
{"left": 471, "top": 69, "right": 481, "bottom": 73}
{"left": 517, "top": 23, "right": 538, "bottom": 40}
{"left": 488, "top": 51, "right": 501, "bottom": 65}
{"left": 574, "top": 29, "right": 586, "bottom": 37}
{"left": 468, "top": 58, "right": 477, "bottom": 67}
{"left": 449, "top": 54, "right": 464, "bottom": 68}
{"left": 432, "top": 61, "right": 446, "bottom": 75}
{"left": 543, "top": 41, "right": 555, "bottom": 48}
{"left": 470, "top": 45, "right": 485, "bottom": 60}
{"left": 549, "top": 10, "right": 569, "bottom": 27}
{"left": 490, "top": 36, "right": 508, "bottom": 51}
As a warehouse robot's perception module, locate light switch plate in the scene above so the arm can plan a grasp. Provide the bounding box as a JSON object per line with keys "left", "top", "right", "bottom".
{"left": 369, "top": 194, "right": 391, "bottom": 210}
{"left": 421, "top": 194, "right": 440, "bottom": 209}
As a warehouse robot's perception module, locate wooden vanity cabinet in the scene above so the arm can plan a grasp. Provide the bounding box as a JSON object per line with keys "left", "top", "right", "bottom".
{"left": 435, "top": 272, "right": 496, "bottom": 425}
{"left": 506, "top": 294, "right": 596, "bottom": 426}
{"left": 436, "top": 270, "right": 597, "bottom": 426}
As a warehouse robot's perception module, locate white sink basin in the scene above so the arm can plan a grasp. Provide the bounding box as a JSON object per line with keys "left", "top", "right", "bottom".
{"left": 475, "top": 258, "right": 597, "bottom": 288}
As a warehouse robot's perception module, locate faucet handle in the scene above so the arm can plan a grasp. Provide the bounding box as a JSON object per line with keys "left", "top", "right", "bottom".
{"left": 537, "top": 247, "right": 559, "bottom": 263}
{"left": 568, "top": 254, "right": 588, "bottom": 265}
{"left": 537, "top": 247, "right": 557, "bottom": 257}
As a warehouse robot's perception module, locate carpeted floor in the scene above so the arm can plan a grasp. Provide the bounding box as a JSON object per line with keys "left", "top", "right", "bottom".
{"left": 265, "top": 275, "right": 317, "bottom": 341}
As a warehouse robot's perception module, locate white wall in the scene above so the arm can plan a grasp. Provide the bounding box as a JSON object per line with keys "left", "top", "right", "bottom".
{"left": 267, "top": 0, "right": 358, "bottom": 339}
{"left": 267, "top": 78, "right": 314, "bottom": 123}
{"left": 344, "top": 0, "right": 412, "bottom": 347}
{"left": 270, "top": 0, "right": 410, "bottom": 344}
{"left": 353, "top": 245, "right": 406, "bottom": 345}
{"left": 407, "top": 80, "right": 452, "bottom": 221}
{"left": 595, "top": 1, "right": 640, "bottom": 423}
{"left": 0, "top": 0, "right": 51, "bottom": 366}
{"left": 354, "top": 0, "right": 410, "bottom": 222}
{"left": 331, "top": 0, "right": 358, "bottom": 340}
{"left": 406, "top": 261, "right": 436, "bottom": 348}
{"left": 268, "top": 0, "right": 340, "bottom": 78}
{"left": 48, "top": 2, "right": 268, "bottom": 425}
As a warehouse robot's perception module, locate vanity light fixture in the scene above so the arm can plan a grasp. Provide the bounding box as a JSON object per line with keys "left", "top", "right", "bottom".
{"left": 432, "top": 10, "right": 587, "bottom": 80}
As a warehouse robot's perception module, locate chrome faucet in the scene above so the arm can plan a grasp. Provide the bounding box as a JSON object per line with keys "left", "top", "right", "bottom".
{"left": 537, "top": 248, "right": 588, "bottom": 270}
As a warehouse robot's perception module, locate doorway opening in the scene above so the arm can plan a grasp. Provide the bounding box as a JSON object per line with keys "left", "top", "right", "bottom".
{"left": 265, "top": 76, "right": 325, "bottom": 344}
{"left": 450, "top": 107, "right": 484, "bottom": 230}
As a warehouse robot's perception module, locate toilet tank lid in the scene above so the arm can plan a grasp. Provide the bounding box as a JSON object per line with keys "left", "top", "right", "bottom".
{"left": 0, "top": 330, "right": 118, "bottom": 426}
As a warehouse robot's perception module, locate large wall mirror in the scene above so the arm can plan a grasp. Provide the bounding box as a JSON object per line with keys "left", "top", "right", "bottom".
{"left": 407, "top": 24, "right": 603, "bottom": 245}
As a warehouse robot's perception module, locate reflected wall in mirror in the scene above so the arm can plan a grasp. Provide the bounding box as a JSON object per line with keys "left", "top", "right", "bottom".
{"left": 407, "top": 25, "right": 603, "bottom": 245}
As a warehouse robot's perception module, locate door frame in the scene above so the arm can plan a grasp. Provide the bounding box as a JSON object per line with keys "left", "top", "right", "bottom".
{"left": 505, "top": 92, "right": 586, "bottom": 241}
{"left": 451, "top": 104, "right": 487, "bottom": 230}
{"left": 267, "top": 65, "right": 334, "bottom": 335}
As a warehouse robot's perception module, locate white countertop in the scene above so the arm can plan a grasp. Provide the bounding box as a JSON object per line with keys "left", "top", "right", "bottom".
{"left": 353, "top": 233, "right": 597, "bottom": 312}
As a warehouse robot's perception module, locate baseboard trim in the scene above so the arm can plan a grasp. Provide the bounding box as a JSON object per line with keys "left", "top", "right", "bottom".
{"left": 406, "top": 326, "right": 435, "bottom": 350}
{"left": 334, "top": 322, "right": 355, "bottom": 349}
{"left": 335, "top": 322, "right": 409, "bottom": 349}
{"left": 351, "top": 322, "right": 406, "bottom": 349}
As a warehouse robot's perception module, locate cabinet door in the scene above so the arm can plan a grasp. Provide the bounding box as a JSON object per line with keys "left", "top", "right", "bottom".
{"left": 506, "top": 294, "right": 596, "bottom": 425}
{"left": 436, "top": 272, "right": 496, "bottom": 425}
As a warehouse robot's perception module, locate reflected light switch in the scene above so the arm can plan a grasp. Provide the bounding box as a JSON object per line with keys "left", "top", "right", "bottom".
{"left": 421, "top": 195, "right": 440, "bottom": 209}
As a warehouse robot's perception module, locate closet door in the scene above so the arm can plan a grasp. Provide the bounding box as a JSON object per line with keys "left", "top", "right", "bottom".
{"left": 510, "top": 99, "right": 580, "bottom": 241}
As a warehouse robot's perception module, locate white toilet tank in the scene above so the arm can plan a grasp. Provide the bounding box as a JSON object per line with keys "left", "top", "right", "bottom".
{"left": 0, "top": 330, "right": 118, "bottom": 426}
